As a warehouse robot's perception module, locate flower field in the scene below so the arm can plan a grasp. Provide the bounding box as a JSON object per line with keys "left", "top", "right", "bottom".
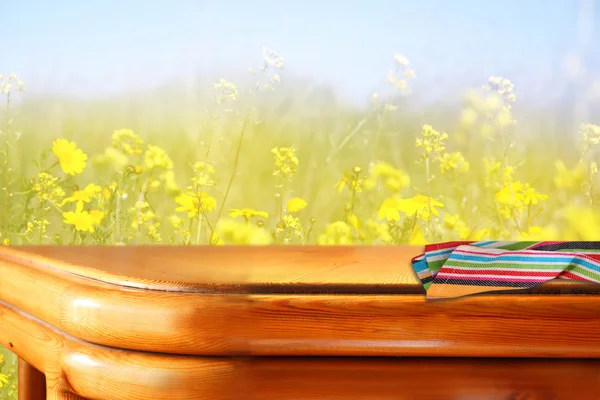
{"left": 1, "top": 48, "right": 599, "bottom": 395}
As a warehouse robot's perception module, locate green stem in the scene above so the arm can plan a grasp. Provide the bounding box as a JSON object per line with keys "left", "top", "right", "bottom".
{"left": 305, "top": 220, "right": 315, "bottom": 244}
{"left": 215, "top": 110, "right": 252, "bottom": 224}
{"left": 1, "top": 92, "right": 11, "bottom": 233}
{"left": 425, "top": 153, "right": 433, "bottom": 232}
{"left": 70, "top": 229, "right": 77, "bottom": 245}
{"left": 186, "top": 217, "right": 194, "bottom": 246}
{"left": 38, "top": 202, "right": 45, "bottom": 244}
{"left": 373, "top": 107, "right": 388, "bottom": 159}
{"left": 204, "top": 106, "right": 221, "bottom": 161}
{"left": 115, "top": 190, "right": 121, "bottom": 242}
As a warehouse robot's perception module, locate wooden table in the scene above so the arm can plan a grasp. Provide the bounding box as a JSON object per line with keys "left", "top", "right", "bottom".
{"left": 1, "top": 246, "right": 599, "bottom": 399}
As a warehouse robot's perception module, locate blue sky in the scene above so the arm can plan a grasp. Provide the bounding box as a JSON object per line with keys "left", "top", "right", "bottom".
{"left": 2, "top": 0, "right": 598, "bottom": 105}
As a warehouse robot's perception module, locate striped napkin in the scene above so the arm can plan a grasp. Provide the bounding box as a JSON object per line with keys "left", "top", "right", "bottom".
{"left": 411, "top": 241, "right": 600, "bottom": 299}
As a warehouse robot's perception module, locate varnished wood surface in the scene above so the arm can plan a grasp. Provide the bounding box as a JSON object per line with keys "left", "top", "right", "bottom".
{"left": 244, "top": 293, "right": 600, "bottom": 357}
{"left": 1, "top": 246, "right": 600, "bottom": 357}
{"left": 247, "top": 357, "right": 600, "bottom": 400}
{"left": 3, "top": 297, "right": 600, "bottom": 400}
{"left": 0, "top": 246, "right": 423, "bottom": 293}
{"left": 18, "top": 359, "right": 46, "bottom": 400}
{"left": 0, "top": 299, "right": 240, "bottom": 400}
{"left": 3, "top": 245, "right": 598, "bottom": 295}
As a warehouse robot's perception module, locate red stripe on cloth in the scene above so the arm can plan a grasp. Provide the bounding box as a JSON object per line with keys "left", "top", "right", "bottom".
{"left": 454, "top": 248, "right": 600, "bottom": 266}
{"left": 455, "top": 248, "right": 587, "bottom": 258}
{"left": 440, "top": 268, "right": 560, "bottom": 277}
{"left": 559, "top": 271, "right": 592, "bottom": 281}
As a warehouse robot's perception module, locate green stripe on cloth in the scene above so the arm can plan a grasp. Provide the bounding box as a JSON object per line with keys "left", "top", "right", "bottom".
{"left": 411, "top": 241, "right": 600, "bottom": 299}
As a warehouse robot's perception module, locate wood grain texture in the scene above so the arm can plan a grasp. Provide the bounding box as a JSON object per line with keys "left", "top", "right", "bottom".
{"left": 0, "top": 253, "right": 247, "bottom": 355}
{"left": 4, "top": 297, "right": 600, "bottom": 399}
{"left": 1, "top": 246, "right": 600, "bottom": 357}
{"left": 3, "top": 245, "right": 598, "bottom": 294}
{"left": 246, "top": 357, "right": 600, "bottom": 400}
{"left": 0, "top": 246, "right": 423, "bottom": 293}
{"left": 18, "top": 359, "right": 46, "bottom": 400}
{"left": 244, "top": 294, "right": 600, "bottom": 357}
{"left": 0, "top": 299, "right": 242, "bottom": 400}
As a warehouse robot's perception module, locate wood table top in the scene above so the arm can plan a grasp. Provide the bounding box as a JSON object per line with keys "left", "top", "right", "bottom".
{"left": 2, "top": 245, "right": 600, "bottom": 357}
{"left": 0, "top": 245, "right": 425, "bottom": 293}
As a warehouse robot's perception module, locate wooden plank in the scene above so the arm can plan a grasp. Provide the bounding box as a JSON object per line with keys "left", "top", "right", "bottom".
{"left": 3, "top": 245, "right": 598, "bottom": 294}
{"left": 0, "top": 255, "right": 247, "bottom": 355}
{"left": 0, "top": 245, "right": 425, "bottom": 292}
{"left": 1, "top": 247, "right": 600, "bottom": 357}
{"left": 0, "top": 248, "right": 600, "bottom": 357}
{"left": 247, "top": 357, "right": 600, "bottom": 400}
{"left": 18, "top": 359, "right": 46, "bottom": 400}
{"left": 245, "top": 294, "right": 600, "bottom": 357}
{"left": 3, "top": 297, "right": 600, "bottom": 399}
{"left": 0, "top": 299, "right": 241, "bottom": 400}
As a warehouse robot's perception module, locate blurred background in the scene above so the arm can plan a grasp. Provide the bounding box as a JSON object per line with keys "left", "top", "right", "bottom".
{"left": 0, "top": 1, "right": 599, "bottom": 397}
{"left": 1, "top": 0, "right": 599, "bottom": 245}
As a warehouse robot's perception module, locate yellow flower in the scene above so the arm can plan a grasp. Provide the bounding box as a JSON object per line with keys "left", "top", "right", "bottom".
{"left": 0, "top": 372, "right": 8, "bottom": 387}
{"left": 2, "top": 238, "right": 9, "bottom": 246}
{"left": 415, "top": 125, "right": 448, "bottom": 159}
{"left": 210, "top": 231, "right": 225, "bottom": 245}
{"left": 444, "top": 213, "right": 471, "bottom": 239}
{"left": 335, "top": 168, "right": 375, "bottom": 194}
{"left": 287, "top": 197, "right": 308, "bottom": 212}
{"left": 32, "top": 172, "right": 65, "bottom": 203}
{"left": 102, "top": 187, "right": 112, "bottom": 201}
{"left": 346, "top": 213, "right": 360, "bottom": 231}
{"left": 378, "top": 198, "right": 401, "bottom": 221}
{"left": 229, "top": 208, "right": 269, "bottom": 221}
{"left": 518, "top": 226, "right": 558, "bottom": 241}
{"left": 216, "top": 219, "right": 272, "bottom": 245}
{"left": 409, "top": 225, "right": 428, "bottom": 245}
{"left": 112, "top": 129, "right": 144, "bottom": 155}
{"left": 522, "top": 185, "right": 548, "bottom": 205}
{"left": 52, "top": 138, "right": 88, "bottom": 176}
{"left": 469, "top": 228, "right": 492, "bottom": 241}
{"left": 277, "top": 214, "right": 304, "bottom": 241}
{"left": 168, "top": 215, "right": 184, "bottom": 228}
{"left": 396, "top": 195, "right": 444, "bottom": 220}
{"left": 365, "top": 219, "right": 392, "bottom": 244}
{"left": 92, "top": 147, "right": 129, "bottom": 172}
{"left": 192, "top": 161, "right": 217, "bottom": 187}
{"left": 495, "top": 181, "right": 525, "bottom": 205}
{"left": 62, "top": 202, "right": 100, "bottom": 233}
{"left": 90, "top": 210, "right": 105, "bottom": 225}
{"left": 554, "top": 160, "right": 586, "bottom": 190}
{"left": 175, "top": 191, "right": 216, "bottom": 218}
{"left": 317, "top": 221, "right": 354, "bottom": 245}
{"left": 272, "top": 147, "right": 299, "bottom": 180}
{"left": 25, "top": 219, "right": 50, "bottom": 235}
{"left": 440, "top": 152, "right": 470, "bottom": 174}
{"left": 370, "top": 161, "right": 410, "bottom": 193}
{"left": 61, "top": 183, "right": 102, "bottom": 206}
{"left": 144, "top": 145, "right": 173, "bottom": 171}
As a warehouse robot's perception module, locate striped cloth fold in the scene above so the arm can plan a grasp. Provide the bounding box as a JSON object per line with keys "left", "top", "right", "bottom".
{"left": 411, "top": 241, "right": 600, "bottom": 299}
